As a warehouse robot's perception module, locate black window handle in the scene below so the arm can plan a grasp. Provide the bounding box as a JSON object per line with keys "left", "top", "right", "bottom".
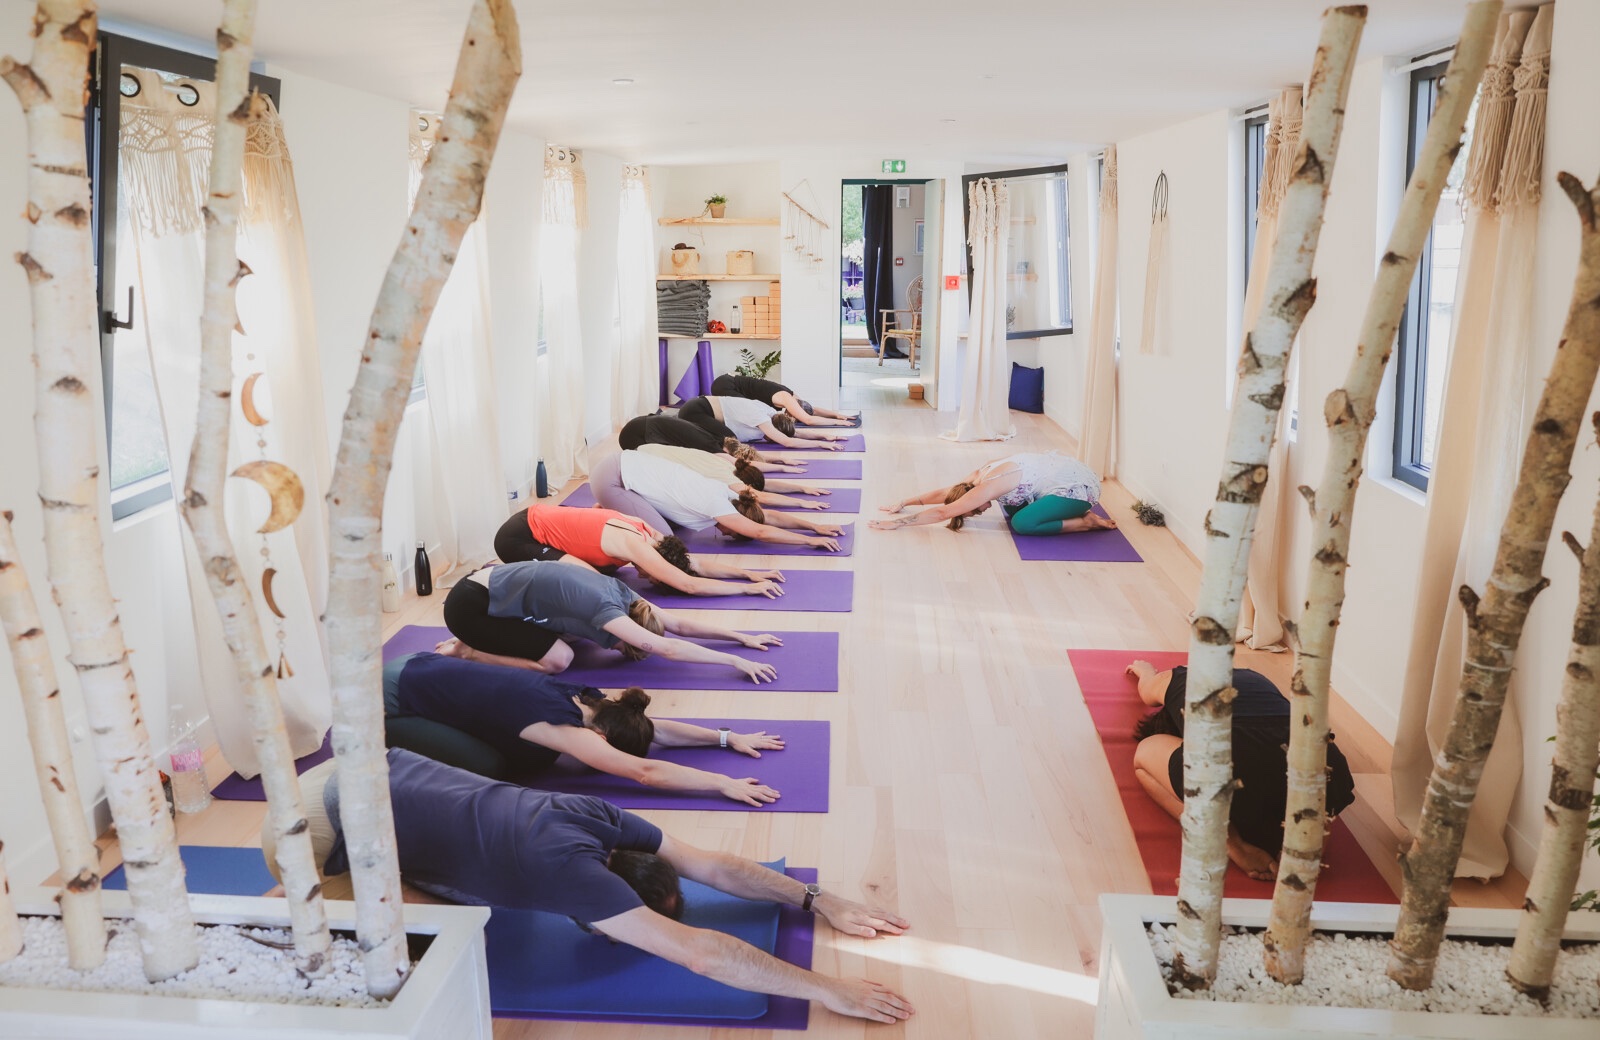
{"left": 104, "top": 284, "right": 133, "bottom": 333}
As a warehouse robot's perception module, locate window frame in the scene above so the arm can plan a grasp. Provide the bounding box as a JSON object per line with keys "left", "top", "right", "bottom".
{"left": 960, "top": 162, "right": 1073, "bottom": 339}
{"left": 1242, "top": 112, "right": 1268, "bottom": 295}
{"left": 1390, "top": 59, "right": 1450, "bottom": 493}
{"left": 88, "top": 33, "right": 282, "bottom": 519}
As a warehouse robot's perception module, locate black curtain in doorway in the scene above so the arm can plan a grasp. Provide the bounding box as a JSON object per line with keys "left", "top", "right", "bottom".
{"left": 861, "top": 185, "right": 897, "bottom": 351}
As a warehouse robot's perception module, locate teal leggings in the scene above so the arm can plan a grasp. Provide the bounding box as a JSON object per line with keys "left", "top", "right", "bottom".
{"left": 1006, "top": 495, "right": 1093, "bottom": 536}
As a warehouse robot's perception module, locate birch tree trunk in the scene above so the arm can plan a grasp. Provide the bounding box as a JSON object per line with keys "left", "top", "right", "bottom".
{"left": 0, "top": 838, "right": 20, "bottom": 963}
{"left": 1507, "top": 418, "right": 1600, "bottom": 997}
{"left": 1388, "top": 173, "right": 1600, "bottom": 990}
{"left": 2, "top": 0, "right": 198, "bottom": 982}
{"left": 178, "top": 0, "right": 330, "bottom": 975}
{"left": 324, "top": 0, "right": 520, "bottom": 999}
{"left": 0, "top": 511, "right": 105, "bottom": 969}
{"left": 1170, "top": 5, "right": 1365, "bottom": 989}
{"left": 1261, "top": 2, "right": 1499, "bottom": 985}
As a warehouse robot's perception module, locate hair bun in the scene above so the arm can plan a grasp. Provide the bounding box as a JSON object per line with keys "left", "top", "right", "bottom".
{"left": 618, "top": 686, "right": 651, "bottom": 710}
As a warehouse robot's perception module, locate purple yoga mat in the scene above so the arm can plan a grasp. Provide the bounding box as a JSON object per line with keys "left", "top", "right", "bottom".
{"left": 674, "top": 521, "right": 855, "bottom": 558}
{"left": 561, "top": 482, "right": 860, "bottom": 513}
{"left": 1009, "top": 505, "right": 1143, "bottom": 563}
{"left": 211, "top": 733, "right": 333, "bottom": 801}
{"left": 620, "top": 568, "right": 854, "bottom": 612}
{"left": 497, "top": 867, "right": 814, "bottom": 1030}
{"left": 531, "top": 719, "right": 829, "bottom": 812}
{"left": 752, "top": 433, "right": 865, "bottom": 453}
{"left": 382, "top": 626, "right": 840, "bottom": 692}
{"left": 772, "top": 457, "right": 862, "bottom": 480}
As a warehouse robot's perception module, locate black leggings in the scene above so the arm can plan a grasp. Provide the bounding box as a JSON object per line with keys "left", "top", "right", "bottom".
{"left": 677, "top": 396, "right": 738, "bottom": 443}
{"left": 493, "top": 512, "right": 568, "bottom": 564}
{"left": 619, "top": 414, "right": 723, "bottom": 453}
{"left": 442, "top": 579, "right": 560, "bottom": 660}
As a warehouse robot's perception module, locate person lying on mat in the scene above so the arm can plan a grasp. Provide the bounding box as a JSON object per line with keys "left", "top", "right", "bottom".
{"left": 1124, "top": 660, "right": 1357, "bottom": 881}
{"left": 678, "top": 394, "right": 854, "bottom": 450}
{"left": 268, "top": 750, "right": 916, "bottom": 1024}
{"left": 710, "top": 373, "right": 860, "bottom": 426}
{"left": 619, "top": 414, "right": 812, "bottom": 472}
{"left": 438, "top": 560, "right": 783, "bottom": 683}
{"left": 383, "top": 651, "right": 784, "bottom": 804}
{"left": 593, "top": 450, "right": 844, "bottom": 552}
{"left": 870, "top": 451, "right": 1117, "bottom": 536}
{"left": 493, "top": 503, "right": 786, "bottom": 599}
{"left": 637, "top": 443, "right": 837, "bottom": 507}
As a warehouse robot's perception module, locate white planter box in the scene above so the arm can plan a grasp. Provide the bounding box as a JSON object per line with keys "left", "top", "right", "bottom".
{"left": 1097, "top": 894, "right": 1600, "bottom": 1040}
{"left": 0, "top": 888, "right": 491, "bottom": 1040}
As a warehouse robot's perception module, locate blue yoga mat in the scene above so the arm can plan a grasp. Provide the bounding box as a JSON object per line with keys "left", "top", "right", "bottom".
{"left": 489, "top": 862, "right": 814, "bottom": 1029}
{"left": 561, "top": 482, "right": 861, "bottom": 513}
{"left": 619, "top": 568, "right": 854, "bottom": 612}
{"left": 104, "top": 845, "right": 277, "bottom": 898}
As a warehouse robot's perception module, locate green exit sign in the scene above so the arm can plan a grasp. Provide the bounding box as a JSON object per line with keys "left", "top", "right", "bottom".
{"left": 881, "top": 159, "right": 906, "bottom": 174}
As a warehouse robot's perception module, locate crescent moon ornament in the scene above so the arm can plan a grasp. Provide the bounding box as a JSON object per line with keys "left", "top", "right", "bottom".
{"left": 230, "top": 460, "right": 305, "bottom": 533}
{"left": 240, "top": 372, "right": 269, "bottom": 426}
{"left": 261, "top": 567, "right": 287, "bottom": 619}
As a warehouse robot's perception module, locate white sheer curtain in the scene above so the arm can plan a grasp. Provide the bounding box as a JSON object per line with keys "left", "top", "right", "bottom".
{"left": 1394, "top": 6, "right": 1548, "bottom": 879}
{"left": 539, "top": 145, "right": 590, "bottom": 484}
{"left": 614, "top": 164, "right": 660, "bottom": 425}
{"left": 1079, "top": 147, "right": 1119, "bottom": 475}
{"left": 947, "top": 177, "right": 1015, "bottom": 442}
{"left": 409, "top": 116, "right": 505, "bottom": 573}
{"left": 117, "top": 68, "right": 332, "bottom": 775}
{"left": 1236, "top": 85, "right": 1303, "bottom": 652}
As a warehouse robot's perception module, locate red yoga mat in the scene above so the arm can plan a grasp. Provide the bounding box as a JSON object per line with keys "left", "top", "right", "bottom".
{"left": 1067, "top": 648, "right": 1396, "bottom": 903}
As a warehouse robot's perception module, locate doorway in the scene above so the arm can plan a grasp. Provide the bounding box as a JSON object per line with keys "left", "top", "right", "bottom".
{"left": 839, "top": 179, "right": 940, "bottom": 403}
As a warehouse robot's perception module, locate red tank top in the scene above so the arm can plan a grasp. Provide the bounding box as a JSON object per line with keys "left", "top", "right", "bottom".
{"left": 523, "top": 504, "right": 651, "bottom": 568}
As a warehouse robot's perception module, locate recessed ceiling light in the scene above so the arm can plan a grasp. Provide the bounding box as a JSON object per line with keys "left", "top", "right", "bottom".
{"left": 612, "top": 77, "right": 635, "bottom": 86}
{"left": 941, "top": 118, "right": 957, "bottom": 124}
{"left": 979, "top": 73, "right": 996, "bottom": 81}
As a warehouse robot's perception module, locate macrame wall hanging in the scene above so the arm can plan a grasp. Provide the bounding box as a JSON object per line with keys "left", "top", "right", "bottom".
{"left": 1138, "top": 171, "right": 1170, "bottom": 356}
{"left": 782, "top": 181, "right": 830, "bottom": 263}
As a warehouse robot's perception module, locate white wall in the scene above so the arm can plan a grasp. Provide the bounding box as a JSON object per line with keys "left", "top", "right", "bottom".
{"left": 1108, "top": 1, "right": 1600, "bottom": 887}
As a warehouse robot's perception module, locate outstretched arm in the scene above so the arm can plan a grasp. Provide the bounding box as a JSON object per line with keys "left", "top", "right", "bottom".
{"left": 528, "top": 724, "right": 778, "bottom": 804}
{"left": 602, "top": 616, "right": 778, "bottom": 683}
{"left": 688, "top": 555, "right": 786, "bottom": 585}
{"left": 1124, "top": 660, "right": 1173, "bottom": 707}
{"left": 869, "top": 478, "right": 1007, "bottom": 531}
{"left": 718, "top": 511, "right": 841, "bottom": 551}
{"left": 651, "top": 719, "right": 785, "bottom": 757}
{"left": 763, "top": 478, "right": 828, "bottom": 495}
{"left": 624, "top": 537, "right": 780, "bottom": 598}
{"left": 657, "top": 610, "right": 782, "bottom": 650}
{"left": 755, "top": 422, "right": 824, "bottom": 450}
{"left": 761, "top": 509, "right": 843, "bottom": 535}
{"left": 880, "top": 484, "right": 958, "bottom": 513}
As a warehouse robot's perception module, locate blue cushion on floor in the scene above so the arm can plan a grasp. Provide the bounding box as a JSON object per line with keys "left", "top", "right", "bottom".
{"left": 1009, "top": 362, "right": 1045, "bottom": 413}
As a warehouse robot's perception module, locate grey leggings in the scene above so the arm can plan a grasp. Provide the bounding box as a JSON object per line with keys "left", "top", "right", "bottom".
{"left": 592, "top": 452, "right": 674, "bottom": 534}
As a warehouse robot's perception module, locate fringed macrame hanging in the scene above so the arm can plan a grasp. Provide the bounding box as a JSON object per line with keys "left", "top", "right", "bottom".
{"left": 1137, "top": 171, "right": 1170, "bottom": 356}
{"left": 544, "top": 144, "right": 587, "bottom": 229}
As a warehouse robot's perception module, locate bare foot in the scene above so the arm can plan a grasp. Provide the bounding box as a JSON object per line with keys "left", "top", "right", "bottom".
{"left": 1088, "top": 511, "right": 1118, "bottom": 530}
{"left": 1227, "top": 835, "right": 1278, "bottom": 882}
{"left": 435, "top": 638, "right": 470, "bottom": 659}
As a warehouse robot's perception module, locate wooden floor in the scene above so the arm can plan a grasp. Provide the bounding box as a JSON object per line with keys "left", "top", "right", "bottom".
{"left": 96, "top": 379, "right": 1525, "bottom": 1037}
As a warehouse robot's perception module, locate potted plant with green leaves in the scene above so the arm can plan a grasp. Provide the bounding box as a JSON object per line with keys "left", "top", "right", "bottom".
{"left": 705, "top": 194, "right": 727, "bottom": 219}
{"left": 735, "top": 348, "right": 780, "bottom": 380}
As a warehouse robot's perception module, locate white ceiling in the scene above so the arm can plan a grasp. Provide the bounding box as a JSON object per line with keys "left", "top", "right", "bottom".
{"left": 93, "top": 0, "right": 1471, "bottom": 165}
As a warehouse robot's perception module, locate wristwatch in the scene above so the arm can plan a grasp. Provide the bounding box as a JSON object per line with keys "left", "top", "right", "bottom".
{"left": 801, "top": 882, "right": 821, "bottom": 913}
{"left": 718, "top": 727, "right": 731, "bottom": 748}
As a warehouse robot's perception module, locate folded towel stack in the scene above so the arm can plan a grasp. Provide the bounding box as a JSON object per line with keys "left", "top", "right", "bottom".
{"left": 658, "top": 280, "right": 711, "bottom": 337}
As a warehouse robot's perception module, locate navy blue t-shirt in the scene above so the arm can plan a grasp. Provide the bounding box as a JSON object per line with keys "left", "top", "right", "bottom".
{"left": 326, "top": 749, "right": 664, "bottom": 923}
{"left": 1161, "top": 666, "right": 1288, "bottom": 731}
{"left": 394, "top": 652, "right": 590, "bottom": 774}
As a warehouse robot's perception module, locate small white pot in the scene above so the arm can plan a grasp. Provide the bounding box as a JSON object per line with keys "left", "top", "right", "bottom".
{"left": 1096, "top": 894, "right": 1600, "bottom": 1040}
{"left": 0, "top": 889, "right": 491, "bottom": 1040}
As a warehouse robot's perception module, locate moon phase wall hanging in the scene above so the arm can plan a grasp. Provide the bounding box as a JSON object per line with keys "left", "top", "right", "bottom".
{"left": 230, "top": 366, "right": 303, "bottom": 679}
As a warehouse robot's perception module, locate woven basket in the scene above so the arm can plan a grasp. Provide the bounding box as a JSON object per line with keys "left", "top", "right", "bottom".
{"left": 669, "top": 248, "right": 700, "bottom": 275}
{"left": 726, "top": 249, "right": 755, "bottom": 276}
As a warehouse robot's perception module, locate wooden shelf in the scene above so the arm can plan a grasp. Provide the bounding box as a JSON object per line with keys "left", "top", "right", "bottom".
{"left": 657, "top": 273, "right": 781, "bottom": 281}
{"left": 659, "top": 217, "right": 780, "bottom": 226}
{"left": 661, "top": 333, "right": 781, "bottom": 341}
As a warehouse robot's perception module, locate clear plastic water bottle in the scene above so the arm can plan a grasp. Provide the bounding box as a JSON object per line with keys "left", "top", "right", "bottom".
{"left": 381, "top": 552, "right": 401, "bottom": 613}
{"left": 167, "top": 704, "right": 211, "bottom": 814}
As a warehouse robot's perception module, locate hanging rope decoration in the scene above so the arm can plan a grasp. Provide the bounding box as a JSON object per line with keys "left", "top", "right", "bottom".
{"left": 782, "top": 188, "right": 830, "bottom": 264}
{"left": 231, "top": 371, "right": 306, "bottom": 680}
{"left": 1138, "top": 171, "right": 1170, "bottom": 356}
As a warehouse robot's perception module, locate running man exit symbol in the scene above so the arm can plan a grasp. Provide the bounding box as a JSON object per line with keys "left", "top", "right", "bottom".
{"left": 881, "top": 159, "right": 906, "bottom": 174}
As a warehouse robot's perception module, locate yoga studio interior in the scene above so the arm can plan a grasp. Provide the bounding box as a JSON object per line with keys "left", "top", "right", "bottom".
{"left": 2, "top": 1, "right": 1599, "bottom": 1037}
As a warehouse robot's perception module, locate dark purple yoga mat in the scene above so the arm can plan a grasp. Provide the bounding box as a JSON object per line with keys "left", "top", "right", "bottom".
{"left": 777, "top": 457, "right": 862, "bottom": 480}
{"left": 561, "top": 482, "right": 861, "bottom": 513}
{"left": 1009, "top": 504, "right": 1143, "bottom": 563}
{"left": 211, "top": 733, "right": 333, "bottom": 801}
{"left": 531, "top": 719, "right": 829, "bottom": 812}
{"left": 674, "top": 521, "right": 855, "bottom": 558}
{"left": 621, "top": 568, "right": 854, "bottom": 612}
{"left": 751, "top": 433, "right": 865, "bottom": 452}
{"left": 496, "top": 867, "right": 814, "bottom": 1030}
{"left": 382, "top": 626, "right": 840, "bottom": 692}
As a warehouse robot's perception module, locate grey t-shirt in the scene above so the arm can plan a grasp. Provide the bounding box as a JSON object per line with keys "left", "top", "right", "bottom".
{"left": 486, "top": 561, "right": 639, "bottom": 648}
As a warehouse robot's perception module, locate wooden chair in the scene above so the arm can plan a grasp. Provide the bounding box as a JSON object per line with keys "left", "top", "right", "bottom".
{"left": 878, "top": 275, "right": 923, "bottom": 367}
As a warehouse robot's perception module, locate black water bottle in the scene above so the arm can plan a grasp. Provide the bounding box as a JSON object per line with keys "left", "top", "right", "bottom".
{"left": 414, "top": 540, "right": 433, "bottom": 596}
{"left": 535, "top": 457, "right": 549, "bottom": 499}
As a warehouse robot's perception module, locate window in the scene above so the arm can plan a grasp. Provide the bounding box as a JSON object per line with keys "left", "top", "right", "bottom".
{"left": 1392, "top": 58, "right": 1471, "bottom": 491}
{"left": 89, "top": 34, "right": 281, "bottom": 519}
{"left": 961, "top": 163, "right": 1072, "bottom": 338}
{"left": 1242, "top": 112, "right": 1269, "bottom": 293}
